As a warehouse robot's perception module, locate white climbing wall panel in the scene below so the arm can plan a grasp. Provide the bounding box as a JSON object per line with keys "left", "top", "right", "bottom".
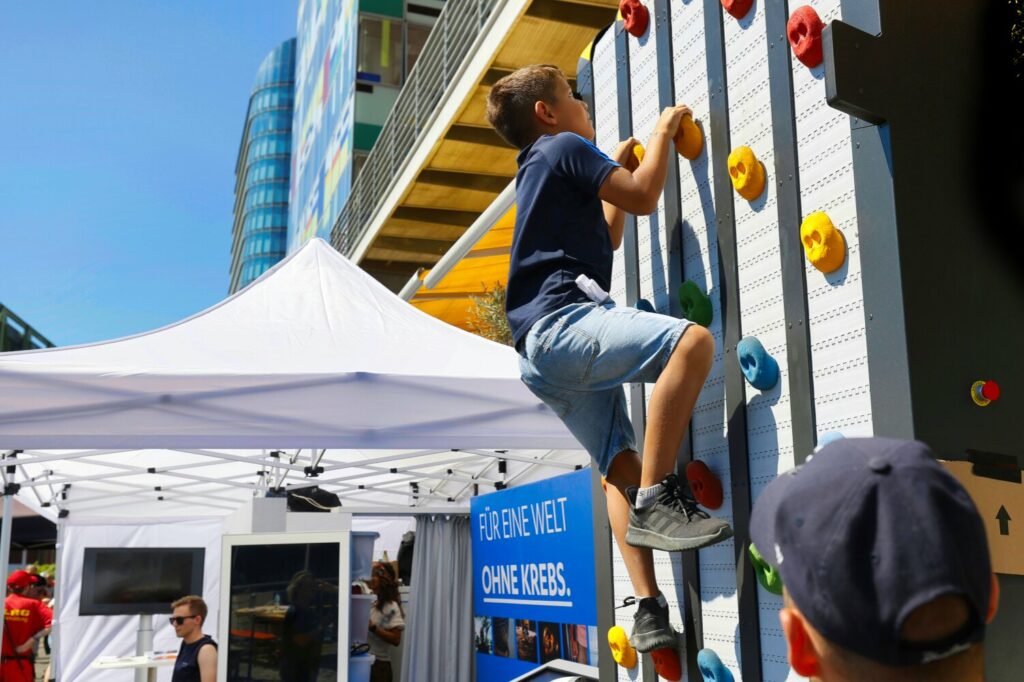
{"left": 587, "top": 0, "right": 872, "bottom": 679}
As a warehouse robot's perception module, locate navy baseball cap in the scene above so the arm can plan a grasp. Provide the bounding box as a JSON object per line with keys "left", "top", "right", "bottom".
{"left": 750, "top": 437, "right": 992, "bottom": 666}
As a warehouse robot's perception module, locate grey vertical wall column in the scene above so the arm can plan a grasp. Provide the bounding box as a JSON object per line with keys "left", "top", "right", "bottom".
{"left": 826, "top": 0, "right": 912, "bottom": 442}
{"left": 703, "top": 0, "right": 763, "bottom": 679}
{"left": 615, "top": 21, "right": 648, "bottom": 445}
{"left": 653, "top": 1, "right": 704, "bottom": 679}
{"left": 578, "top": 47, "right": 620, "bottom": 682}
{"left": 763, "top": 0, "right": 817, "bottom": 464}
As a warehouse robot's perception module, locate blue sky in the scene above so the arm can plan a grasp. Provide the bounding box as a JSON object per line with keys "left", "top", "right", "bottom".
{"left": 1, "top": 2, "right": 298, "bottom": 346}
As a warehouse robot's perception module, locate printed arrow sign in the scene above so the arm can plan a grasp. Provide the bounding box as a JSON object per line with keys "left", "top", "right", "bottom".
{"left": 997, "top": 505, "right": 1012, "bottom": 536}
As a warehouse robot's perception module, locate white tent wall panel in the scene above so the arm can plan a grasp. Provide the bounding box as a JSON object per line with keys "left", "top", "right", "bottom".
{"left": 793, "top": 0, "right": 873, "bottom": 442}
{"left": 56, "top": 517, "right": 224, "bottom": 682}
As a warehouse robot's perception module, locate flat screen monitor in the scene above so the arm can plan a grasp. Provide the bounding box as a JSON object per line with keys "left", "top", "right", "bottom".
{"left": 79, "top": 547, "right": 205, "bottom": 616}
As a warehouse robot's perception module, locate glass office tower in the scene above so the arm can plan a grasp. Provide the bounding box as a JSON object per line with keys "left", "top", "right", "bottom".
{"left": 288, "top": 0, "right": 440, "bottom": 252}
{"left": 229, "top": 38, "right": 297, "bottom": 294}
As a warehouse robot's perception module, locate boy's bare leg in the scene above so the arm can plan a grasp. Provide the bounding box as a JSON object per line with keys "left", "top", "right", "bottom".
{"left": 640, "top": 325, "right": 714, "bottom": 489}
{"left": 604, "top": 449, "right": 658, "bottom": 596}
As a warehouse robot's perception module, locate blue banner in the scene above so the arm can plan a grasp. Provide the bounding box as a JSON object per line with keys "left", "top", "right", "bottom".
{"left": 471, "top": 468, "right": 599, "bottom": 680}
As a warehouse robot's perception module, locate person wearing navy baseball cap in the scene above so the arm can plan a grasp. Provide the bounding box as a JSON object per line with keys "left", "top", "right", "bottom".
{"left": 750, "top": 437, "right": 1000, "bottom": 681}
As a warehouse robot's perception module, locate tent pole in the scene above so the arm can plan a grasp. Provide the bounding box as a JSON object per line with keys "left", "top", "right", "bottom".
{"left": 53, "top": 517, "right": 66, "bottom": 680}
{"left": 0, "top": 492, "right": 14, "bottom": 653}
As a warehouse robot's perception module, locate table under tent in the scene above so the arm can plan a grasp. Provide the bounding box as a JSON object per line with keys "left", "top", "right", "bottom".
{"left": 0, "top": 239, "right": 587, "bottom": 681}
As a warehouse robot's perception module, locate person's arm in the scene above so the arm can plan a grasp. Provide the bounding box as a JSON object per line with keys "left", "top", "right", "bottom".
{"left": 369, "top": 621, "right": 402, "bottom": 646}
{"left": 14, "top": 628, "right": 51, "bottom": 654}
{"left": 197, "top": 643, "right": 217, "bottom": 682}
{"left": 599, "top": 105, "right": 692, "bottom": 216}
{"left": 602, "top": 138, "right": 639, "bottom": 250}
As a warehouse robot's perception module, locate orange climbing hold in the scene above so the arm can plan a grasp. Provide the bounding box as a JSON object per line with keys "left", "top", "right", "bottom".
{"left": 727, "top": 146, "right": 766, "bottom": 201}
{"left": 619, "top": 0, "right": 649, "bottom": 38}
{"left": 674, "top": 114, "right": 704, "bottom": 160}
{"left": 800, "top": 211, "right": 846, "bottom": 273}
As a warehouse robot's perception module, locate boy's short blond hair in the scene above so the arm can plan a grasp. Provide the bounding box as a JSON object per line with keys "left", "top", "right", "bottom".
{"left": 171, "top": 595, "right": 208, "bottom": 623}
{"left": 485, "top": 65, "right": 565, "bottom": 149}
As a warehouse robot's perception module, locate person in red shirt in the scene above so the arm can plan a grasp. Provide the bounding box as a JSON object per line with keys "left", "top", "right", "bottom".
{"left": 2, "top": 570, "right": 52, "bottom": 682}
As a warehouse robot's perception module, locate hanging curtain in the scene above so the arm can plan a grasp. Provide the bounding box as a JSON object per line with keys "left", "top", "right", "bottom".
{"left": 400, "top": 515, "right": 472, "bottom": 682}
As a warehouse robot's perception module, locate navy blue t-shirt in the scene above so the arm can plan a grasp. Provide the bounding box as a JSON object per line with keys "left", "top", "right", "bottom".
{"left": 506, "top": 132, "right": 619, "bottom": 347}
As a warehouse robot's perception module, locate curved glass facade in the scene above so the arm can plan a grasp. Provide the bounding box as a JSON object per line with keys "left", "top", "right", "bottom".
{"left": 229, "top": 39, "right": 297, "bottom": 294}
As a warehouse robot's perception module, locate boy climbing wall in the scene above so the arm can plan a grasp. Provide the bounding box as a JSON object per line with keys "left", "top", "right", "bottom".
{"left": 486, "top": 64, "right": 732, "bottom": 653}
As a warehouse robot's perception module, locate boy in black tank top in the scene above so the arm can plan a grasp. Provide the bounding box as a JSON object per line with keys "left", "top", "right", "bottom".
{"left": 170, "top": 595, "right": 217, "bottom": 682}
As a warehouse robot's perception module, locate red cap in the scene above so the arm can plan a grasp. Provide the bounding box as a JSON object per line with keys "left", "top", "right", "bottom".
{"left": 7, "top": 570, "right": 32, "bottom": 589}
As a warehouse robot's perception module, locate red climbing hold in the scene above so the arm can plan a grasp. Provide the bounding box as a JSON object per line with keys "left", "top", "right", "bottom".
{"left": 787, "top": 6, "right": 825, "bottom": 68}
{"left": 686, "top": 460, "right": 724, "bottom": 510}
{"left": 721, "top": 0, "right": 753, "bottom": 21}
{"left": 651, "top": 646, "right": 682, "bottom": 681}
{"left": 619, "top": 0, "right": 649, "bottom": 37}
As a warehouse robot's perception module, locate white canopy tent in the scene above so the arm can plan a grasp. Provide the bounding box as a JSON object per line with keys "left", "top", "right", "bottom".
{"left": 0, "top": 238, "right": 577, "bottom": 451}
{"left": 0, "top": 238, "right": 586, "bottom": 679}
{"left": 0, "top": 237, "right": 583, "bottom": 511}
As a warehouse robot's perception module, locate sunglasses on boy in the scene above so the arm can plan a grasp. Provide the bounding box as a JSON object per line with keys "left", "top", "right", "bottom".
{"left": 169, "top": 615, "right": 199, "bottom": 626}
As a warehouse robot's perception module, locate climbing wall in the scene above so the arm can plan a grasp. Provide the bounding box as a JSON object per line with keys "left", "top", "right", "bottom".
{"left": 792, "top": 1, "right": 873, "bottom": 444}
{"left": 670, "top": 0, "right": 743, "bottom": 676}
{"left": 585, "top": 0, "right": 872, "bottom": 679}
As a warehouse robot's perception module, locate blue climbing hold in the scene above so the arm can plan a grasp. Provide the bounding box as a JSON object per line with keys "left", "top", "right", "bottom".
{"left": 635, "top": 298, "right": 655, "bottom": 313}
{"left": 815, "top": 431, "right": 845, "bottom": 453}
{"left": 697, "top": 648, "right": 734, "bottom": 682}
{"left": 736, "top": 337, "right": 779, "bottom": 390}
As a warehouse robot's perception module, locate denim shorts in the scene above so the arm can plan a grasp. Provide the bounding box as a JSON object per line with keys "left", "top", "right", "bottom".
{"left": 518, "top": 301, "right": 695, "bottom": 475}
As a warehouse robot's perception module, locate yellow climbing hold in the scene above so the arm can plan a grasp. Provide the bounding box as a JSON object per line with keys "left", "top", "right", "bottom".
{"left": 727, "top": 146, "right": 766, "bottom": 201}
{"left": 608, "top": 625, "right": 638, "bottom": 668}
{"left": 675, "top": 114, "right": 704, "bottom": 160}
{"left": 800, "top": 211, "right": 847, "bottom": 273}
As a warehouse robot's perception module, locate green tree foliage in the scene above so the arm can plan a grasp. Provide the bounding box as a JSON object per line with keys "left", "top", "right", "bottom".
{"left": 467, "top": 284, "right": 513, "bottom": 346}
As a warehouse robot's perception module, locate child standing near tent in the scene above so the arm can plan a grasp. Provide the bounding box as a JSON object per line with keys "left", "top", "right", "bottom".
{"left": 485, "top": 65, "right": 732, "bottom": 653}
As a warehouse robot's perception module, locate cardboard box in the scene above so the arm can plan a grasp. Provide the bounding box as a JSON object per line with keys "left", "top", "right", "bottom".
{"left": 941, "top": 461, "right": 1024, "bottom": 576}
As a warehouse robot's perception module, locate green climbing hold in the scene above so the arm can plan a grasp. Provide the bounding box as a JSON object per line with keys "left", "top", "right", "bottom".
{"left": 749, "top": 542, "right": 783, "bottom": 595}
{"left": 678, "top": 281, "right": 713, "bottom": 327}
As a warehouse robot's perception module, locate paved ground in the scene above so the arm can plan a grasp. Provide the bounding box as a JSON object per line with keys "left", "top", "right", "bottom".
{"left": 34, "top": 647, "right": 52, "bottom": 681}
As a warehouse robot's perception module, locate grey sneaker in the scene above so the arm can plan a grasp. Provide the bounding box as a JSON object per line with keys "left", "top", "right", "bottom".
{"left": 626, "top": 473, "right": 733, "bottom": 551}
{"left": 630, "top": 597, "right": 677, "bottom": 652}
